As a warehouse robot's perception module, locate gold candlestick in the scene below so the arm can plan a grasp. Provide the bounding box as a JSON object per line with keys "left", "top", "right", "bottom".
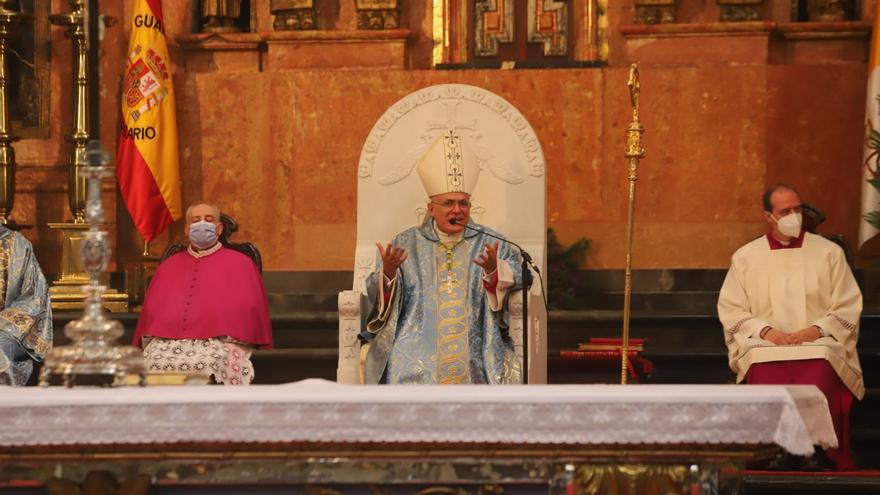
{"left": 50, "top": 0, "right": 88, "bottom": 224}
{"left": 49, "top": 0, "right": 127, "bottom": 312}
{"left": 0, "top": 1, "right": 25, "bottom": 226}
{"left": 621, "top": 64, "right": 646, "bottom": 385}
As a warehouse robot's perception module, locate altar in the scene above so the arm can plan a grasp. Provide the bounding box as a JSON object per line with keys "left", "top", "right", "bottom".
{"left": 0, "top": 381, "right": 836, "bottom": 495}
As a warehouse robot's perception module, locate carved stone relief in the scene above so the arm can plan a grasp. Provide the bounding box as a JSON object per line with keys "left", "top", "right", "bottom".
{"left": 359, "top": 84, "right": 545, "bottom": 181}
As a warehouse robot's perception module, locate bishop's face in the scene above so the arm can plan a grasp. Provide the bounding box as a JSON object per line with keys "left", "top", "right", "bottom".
{"left": 428, "top": 192, "right": 471, "bottom": 235}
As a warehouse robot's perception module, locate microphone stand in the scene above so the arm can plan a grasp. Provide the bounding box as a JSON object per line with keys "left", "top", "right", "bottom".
{"left": 452, "top": 220, "right": 534, "bottom": 384}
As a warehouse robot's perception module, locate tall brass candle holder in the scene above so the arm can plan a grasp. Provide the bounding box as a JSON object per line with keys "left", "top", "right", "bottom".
{"left": 39, "top": 141, "right": 144, "bottom": 387}
{"left": 0, "top": 1, "right": 26, "bottom": 226}
{"left": 621, "top": 64, "right": 645, "bottom": 385}
{"left": 49, "top": 0, "right": 127, "bottom": 311}
{"left": 50, "top": 0, "right": 88, "bottom": 223}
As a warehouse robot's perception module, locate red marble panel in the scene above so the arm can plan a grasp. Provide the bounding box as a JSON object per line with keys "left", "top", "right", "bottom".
{"left": 265, "top": 31, "right": 409, "bottom": 70}
{"left": 621, "top": 26, "right": 773, "bottom": 66}
{"left": 765, "top": 64, "right": 868, "bottom": 250}
{"left": 450, "top": 70, "right": 606, "bottom": 224}
{"left": 173, "top": 72, "right": 298, "bottom": 269}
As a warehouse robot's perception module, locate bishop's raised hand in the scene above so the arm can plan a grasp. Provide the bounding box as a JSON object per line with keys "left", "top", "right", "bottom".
{"left": 377, "top": 242, "right": 408, "bottom": 281}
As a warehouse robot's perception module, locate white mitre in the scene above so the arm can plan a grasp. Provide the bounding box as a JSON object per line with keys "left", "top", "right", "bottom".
{"left": 416, "top": 131, "right": 481, "bottom": 197}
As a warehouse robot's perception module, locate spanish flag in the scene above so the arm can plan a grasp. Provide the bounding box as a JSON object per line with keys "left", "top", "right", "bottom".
{"left": 861, "top": 3, "right": 880, "bottom": 248}
{"left": 116, "top": 0, "right": 182, "bottom": 243}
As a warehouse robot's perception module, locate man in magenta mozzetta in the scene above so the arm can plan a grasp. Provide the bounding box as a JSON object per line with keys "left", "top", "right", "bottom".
{"left": 133, "top": 202, "right": 273, "bottom": 385}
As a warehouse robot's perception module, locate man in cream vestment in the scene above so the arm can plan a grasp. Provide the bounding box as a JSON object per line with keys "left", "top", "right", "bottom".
{"left": 718, "top": 184, "right": 862, "bottom": 468}
{"left": 359, "top": 130, "right": 522, "bottom": 384}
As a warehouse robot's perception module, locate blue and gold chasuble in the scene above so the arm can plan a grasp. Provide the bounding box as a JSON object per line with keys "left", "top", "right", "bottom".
{"left": 0, "top": 227, "right": 52, "bottom": 386}
{"left": 361, "top": 220, "right": 522, "bottom": 384}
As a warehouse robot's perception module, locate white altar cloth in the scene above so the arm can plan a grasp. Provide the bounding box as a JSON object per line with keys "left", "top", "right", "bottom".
{"left": 0, "top": 380, "right": 836, "bottom": 456}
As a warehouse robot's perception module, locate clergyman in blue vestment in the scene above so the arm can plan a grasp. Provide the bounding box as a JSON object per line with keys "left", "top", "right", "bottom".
{"left": 0, "top": 226, "right": 52, "bottom": 386}
{"left": 360, "top": 130, "right": 522, "bottom": 384}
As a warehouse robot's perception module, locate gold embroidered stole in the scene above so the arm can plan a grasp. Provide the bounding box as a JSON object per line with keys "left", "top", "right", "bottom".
{"left": 0, "top": 236, "right": 10, "bottom": 308}
{"left": 435, "top": 240, "right": 469, "bottom": 384}
{"left": 0, "top": 235, "right": 42, "bottom": 354}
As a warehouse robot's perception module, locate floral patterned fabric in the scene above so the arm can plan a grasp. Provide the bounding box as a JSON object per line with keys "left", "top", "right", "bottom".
{"left": 143, "top": 338, "right": 254, "bottom": 385}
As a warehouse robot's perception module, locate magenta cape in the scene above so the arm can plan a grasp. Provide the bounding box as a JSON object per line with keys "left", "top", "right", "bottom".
{"left": 133, "top": 247, "right": 273, "bottom": 348}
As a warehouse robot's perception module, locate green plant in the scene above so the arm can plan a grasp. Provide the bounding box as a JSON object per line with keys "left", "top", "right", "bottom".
{"left": 864, "top": 120, "right": 880, "bottom": 254}
{"left": 546, "top": 228, "right": 591, "bottom": 309}
{"left": 865, "top": 179, "right": 880, "bottom": 232}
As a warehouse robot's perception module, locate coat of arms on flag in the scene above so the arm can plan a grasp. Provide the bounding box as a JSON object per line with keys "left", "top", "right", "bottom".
{"left": 123, "top": 47, "right": 171, "bottom": 122}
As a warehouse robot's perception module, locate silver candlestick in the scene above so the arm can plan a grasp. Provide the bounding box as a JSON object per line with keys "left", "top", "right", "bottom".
{"left": 40, "top": 141, "right": 144, "bottom": 387}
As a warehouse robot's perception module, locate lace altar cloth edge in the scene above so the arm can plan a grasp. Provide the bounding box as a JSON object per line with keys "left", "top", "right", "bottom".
{"left": 0, "top": 381, "right": 836, "bottom": 456}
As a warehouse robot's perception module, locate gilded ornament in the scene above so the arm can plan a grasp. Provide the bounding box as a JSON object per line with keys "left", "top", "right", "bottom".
{"left": 807, "top": 0, "right": 852, "bottom": 22}
{"left": 356, "top": 0, "right": 399, "bottom": 29}
{"left": 717, "top": 0, "right": 763, "bottom": 22}
{"left": 527, "top": 0, "right": 568, "bottom": 56}
{"left": 270, "top": 0, "right": 317, "bottom": 30}
{"left": 633, "top": 0, "right": 676, "bottom": 24}
{"left": 621, "top": 64, "right": 645, "bottom": 384}
{"left": 200, "top": 0, "right": 243, "bottom": 33}
{"left": 49, "top": 0, "right": 89, "bottom": 223}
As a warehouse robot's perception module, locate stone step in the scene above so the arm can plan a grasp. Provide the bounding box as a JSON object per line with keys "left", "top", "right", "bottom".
{"left": 743, "top": 472, "right": 880, "bottom": 494}
{"left": 585, "top": 291, "right": 721, "bottom": 312}
{"left": 266, "top": 293, "right": 339, "bottom": 312}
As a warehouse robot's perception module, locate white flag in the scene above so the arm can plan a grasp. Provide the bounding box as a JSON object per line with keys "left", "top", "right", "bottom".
{"left": 860, "top": 3, "right": 880, "bottom": 248}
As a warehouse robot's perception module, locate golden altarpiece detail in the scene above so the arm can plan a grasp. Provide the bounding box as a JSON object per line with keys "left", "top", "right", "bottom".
{"left": 355, "top": 0, "right": 399, "bottom": 29}
{"left": 271, "top": 0, "right": 318, "bottom": 30}
{"left": 717, "top": 0, "right": 764, "bottom": 22}
{"left": 633, "top": 0, "right": 676, "bottom": 24}
{"left": 432, "top": 0, "right": 607, "bottom": 66}
{"left": 803, "top": 0, "right": 855, "bottom": 21}
{"left": 200, "top": 0, "right": 245, "bottom": 33}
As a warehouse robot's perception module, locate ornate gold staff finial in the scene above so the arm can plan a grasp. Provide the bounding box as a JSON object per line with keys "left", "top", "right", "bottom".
{"left": 621, "top": 63, "right": 646, "bottom": 385}
{"left": 627, "top": 64, "right": 640, "bottom": 121}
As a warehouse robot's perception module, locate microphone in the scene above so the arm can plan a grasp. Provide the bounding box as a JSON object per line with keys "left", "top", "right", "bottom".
{"left": 449, "top": 219, "right": 535, "bottom": 267}
{"left": 449, "top": 218, "right": 538, "bottom": 385}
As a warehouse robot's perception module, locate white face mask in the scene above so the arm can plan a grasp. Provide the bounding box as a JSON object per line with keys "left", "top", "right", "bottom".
{"left": 188, "top": 220, "right": 219, "bottom": 249}
{"left": 773, "top": 212, "right": 802, "bottom": 238}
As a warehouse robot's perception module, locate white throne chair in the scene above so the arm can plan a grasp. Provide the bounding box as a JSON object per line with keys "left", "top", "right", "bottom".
{"left": 337, "top": 83, "right": 548, "bottom": 384}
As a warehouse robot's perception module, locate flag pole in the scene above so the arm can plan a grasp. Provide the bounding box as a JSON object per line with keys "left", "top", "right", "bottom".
{"left": 142, "top": 239, "right": 150, "bottom": 257}
{"left": 621, "top": 64, "right": 646, "bottom": 385}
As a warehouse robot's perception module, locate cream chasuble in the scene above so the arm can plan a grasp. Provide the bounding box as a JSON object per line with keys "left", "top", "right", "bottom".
{"left": 718, "top": 232, "right": 863, "bottom": 399}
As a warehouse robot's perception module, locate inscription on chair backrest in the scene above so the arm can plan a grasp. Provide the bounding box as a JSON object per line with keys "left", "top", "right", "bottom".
{"left": 354, "top": 83, "right": 547, "bottom": 294}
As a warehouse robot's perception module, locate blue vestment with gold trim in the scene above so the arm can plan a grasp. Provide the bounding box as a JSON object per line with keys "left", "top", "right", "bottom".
{"left": 361, "top": 220, "right": 522, "bottom": 384}
{"left": 0, "top": 227, "right": 52, "bottom": 386}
